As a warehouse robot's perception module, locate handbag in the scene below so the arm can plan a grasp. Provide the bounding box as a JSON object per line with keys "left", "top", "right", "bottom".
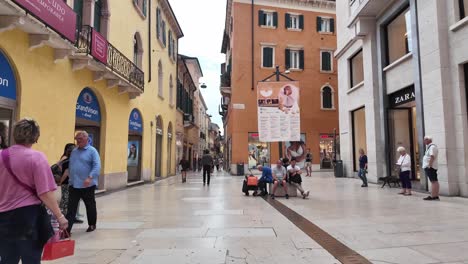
{"left": 42, "top": 231, "right": 75, "bottom": 260}
{"left": 1, "top": 148, "right": 54, "bottom": 247}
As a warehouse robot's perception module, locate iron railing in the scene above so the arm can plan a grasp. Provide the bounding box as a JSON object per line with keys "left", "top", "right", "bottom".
{"left": 76, "top": 26, "right": 144, "bottom": 91}
{"left": 220, "top": 71, "right": 231, "bottom": 87}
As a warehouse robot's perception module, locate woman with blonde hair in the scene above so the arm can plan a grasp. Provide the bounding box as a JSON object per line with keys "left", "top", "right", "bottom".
{"left": 396, "top": 146, "right": 412, "bottom": 195}
{"left": 0, "top": 118, "right": 68, "bottom": 263}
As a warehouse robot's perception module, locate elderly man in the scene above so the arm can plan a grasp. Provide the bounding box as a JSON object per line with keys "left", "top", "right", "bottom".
{"left": 271, "top": 160, "right": 288, "bottom": 199}
{"left": 422, "top": 136, "right": 439, "bottom": 201}
{"left": 256, "top": 165, "right": 273, "bottom": 196}
{"left": 66, "top": 131, "right": 101, "bottom": 233}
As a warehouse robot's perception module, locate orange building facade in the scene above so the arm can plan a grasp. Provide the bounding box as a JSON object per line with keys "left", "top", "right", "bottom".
{"left": 220, "top": 0, "right": 338, "bottom": 174}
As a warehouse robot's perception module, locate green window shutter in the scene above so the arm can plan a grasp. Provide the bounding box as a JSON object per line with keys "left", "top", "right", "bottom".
{"left": 142, "top": 0, "right": 147, "bottom": 17}
{"left": 285, "top": 13, "right": 290, "bottom": 28}
{"left": 322, "top": 87, "right": 332, "bottom": 109}
{"left": 163, "top": 22, "right": 167, "bottom": 46}
{"left": 156, "top": 9, "right": 160, "bottom": 39}
{"left": 263, "top": 47, "right": 273, "bottom": 67}
{"left": 330, "top": 18, "right": 335, "bottom": 33}
{"left": 299, "top": 15, "right": 304, "bottom": 29}
{"left": 322, "top": 52, "right": 331, "bottom": 71}
{"left": 299, "top": 50, "right": 304, "bottom": 70}
{"left": 273, "top": 12, "right": 278, "bottom": 27}
{"left": 285, "top": 49, "right": 291, "bottom": 69}
{"left": 317, "top": 16, "right": 322, "bottom": 32}
{"left": 258, "top": 10, "right": 264, "bottom": 26}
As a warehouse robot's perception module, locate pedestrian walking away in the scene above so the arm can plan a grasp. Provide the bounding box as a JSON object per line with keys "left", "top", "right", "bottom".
{"left": 358, "top": 149, "right": 368, "bottom": 187}
{"left": 305, "top": 148, "right": 312, "bottom": 177}
{"left": 422, "top": 136, "right": 440, "bottom": 201}
{"left": 201, "top": 149, "right": 214, "bottom": 186}
{"left": 214, "top": 157, "right": 220, "bottom": 171}
{"left": 66, "top": 131, "right": 101, "bottom": 233}
{"left": 179, "top": 156, "right": 190, "bottom": 183}
{"left": 0, "top": 118, "right": 68, "bottom": 263}
{"left": 396, "top": 146, "right": 412, "bottom": 196}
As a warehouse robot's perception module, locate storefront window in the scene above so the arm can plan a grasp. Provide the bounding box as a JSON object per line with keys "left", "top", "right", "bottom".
{"left": 349, "top": 49, "right": 363, "bottom": 87}
{"left": 319, "top": 134, "right": 334, "bottom": 169}
{"left": 386, "top": 8, "right": 412, "bottom": 65}
{"left": 248, "top": 133, "right": 269, "bottom": 169}
{"left": 352, "top": 107, "right": 367, "bottom": 171}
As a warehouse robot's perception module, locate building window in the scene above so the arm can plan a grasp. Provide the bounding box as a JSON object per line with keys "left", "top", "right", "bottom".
{"left": 133, "top": 33, "right": 143, "bottom": 68}
{"left": 317, "top": 17, "right": 334, "bottom": 33}
{"left": 321, "top": 86, "right": 334, "bottom": 109}
{"left": 460, "top": 0, "right": 468, "bottom": 19}
{"left": 258, "top": 10, "right": 277, "bottom": 27}
{"left": 321, "top": 51, "right": 333, "bottom": 72}
{"left": 94, "top": 0, "right": 102, "bottom": 32}
{"left": 349, "top": 49, "right": 364, "bottom": 87}
{"left": 262, "top": 46, "right": 274, "bottom": 68}
{"left": 156, "top": 8, "right": 166, "bottom": 47}
{"left": 168, "top": 31, "right": 173, "bottom": 60}
{"left": 133, "top": 0, "right": 147, "bottom": 18}
{"left": 286, "top": 13, "right": 304, "bottom": 30}
{"left": 158, "top": 60, "right": 163, "bottom": 98}
{"left": 169, "top": 75, "right": 174, "bottom": 106}
{"left": 285, "top": 49, "right": 304, "bottom": 70}
{"left": 352, "top": 107, "right": 367, "bottom": 172}
{"left": 385, "top": 8, "right": 411, "bottom": 65}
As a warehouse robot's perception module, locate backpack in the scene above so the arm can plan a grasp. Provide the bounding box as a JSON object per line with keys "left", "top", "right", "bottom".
{"left": 51, "top": 162, "right": 63, "bottom": 184}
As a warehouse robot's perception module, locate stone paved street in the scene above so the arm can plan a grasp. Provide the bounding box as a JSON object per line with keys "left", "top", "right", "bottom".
{"left": 48, "top": 170, "right": 468, "bottom": 264}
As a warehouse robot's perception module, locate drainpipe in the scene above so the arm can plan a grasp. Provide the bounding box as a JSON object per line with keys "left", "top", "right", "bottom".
{"left": 148, "top": 0, "right": 152, "bottom": 82}
{"left": 251, "top": 0, "right": 255, "bottom": 90}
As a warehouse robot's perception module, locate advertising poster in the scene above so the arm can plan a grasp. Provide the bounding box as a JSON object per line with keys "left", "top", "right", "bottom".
{"left": 257, "top": 81, "right": 300, "bottom": 142}
{"left": 127, "top": 141, "right": 139, "bottom": 167}
{"left": 283, "top": 133, "right": 307, "bottom": 168}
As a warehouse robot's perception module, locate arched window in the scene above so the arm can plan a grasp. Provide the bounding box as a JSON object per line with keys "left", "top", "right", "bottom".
{"left": 169, "top": 75, "right": 174, "bottom": 105}
{"left": 321, "top": 86, "right": 334, "bottom": 109}
{"left": 133, "top": 33, "right": 143, "bottom": 68}
{"left": 158, "top": 61, "right": 163, "bottom": 98}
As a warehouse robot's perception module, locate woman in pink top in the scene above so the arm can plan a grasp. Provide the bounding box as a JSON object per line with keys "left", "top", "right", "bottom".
{"left": 0, "top": 118, "right": 68, "bottom": 264}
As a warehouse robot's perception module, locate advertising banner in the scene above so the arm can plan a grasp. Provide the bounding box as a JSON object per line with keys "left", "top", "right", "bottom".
{"left": 127, "top": 141, "right": 139, "bottom": 167}
{"left": 283, "top": 133, "right": 307, "bottom": 168}
{"left": 257, "top": 81, "right": 300, "bottom": 142}
{"left": 13, "top": 0, "right": 77, "bottom": 42}
{"left": 91, "top": 29, "right": 108, "bottom": 64}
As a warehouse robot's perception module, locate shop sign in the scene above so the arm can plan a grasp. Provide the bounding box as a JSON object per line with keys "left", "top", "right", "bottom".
{"left": 320, "top": 134, "right": 334, "bottom": 139}
{"left": 76, "top": 88, "right": 101, "bottom": 122}
{"left": 0, "top": 51, "right": 17, "bottom": 100}
{"left": 257, "top": 81, "right": 301, "bottom": 142}
{"left": 129, "top": 108, "right": 143, "bottom": 133}
{"left": 91, "top": 29, "right": 108, "bottom": 64}
{"left": 13, "top": 0, "right": 77, "bottom": 42}
{"left": 389, "top": 85, "right": 415, "bottom": 107}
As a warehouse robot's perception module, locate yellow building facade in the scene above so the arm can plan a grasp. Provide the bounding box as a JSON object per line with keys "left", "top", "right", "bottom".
{"left": 0, "top": 0, "right": 182, "bottom": 191}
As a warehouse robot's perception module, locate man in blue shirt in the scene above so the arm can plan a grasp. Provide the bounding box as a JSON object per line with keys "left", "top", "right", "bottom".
{"left": 66, "top": 131, "right": 101, "bottom": 233}
{"left": 256, "top": 165, "right": 273, "bottom": 196}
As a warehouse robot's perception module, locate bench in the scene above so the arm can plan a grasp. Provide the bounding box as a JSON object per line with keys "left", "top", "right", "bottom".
{"left": 268, "top": 183, "right": 298, "bottom": 197}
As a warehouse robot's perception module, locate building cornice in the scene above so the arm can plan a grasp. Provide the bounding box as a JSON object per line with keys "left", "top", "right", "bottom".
{"left": 158, "top": 0, "right": 184, "bottom": 38}
{"left": 234, "top": 0, "right": 335, "bottom": 14}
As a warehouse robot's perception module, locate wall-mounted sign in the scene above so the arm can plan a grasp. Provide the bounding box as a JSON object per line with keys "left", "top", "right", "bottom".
{"left": 91, "top": 29, "right": 108, "bottom": 64}
{"left": 127, "top": 141, "right": 139, "bottom": 167}
{"left": 13, "top": 0, "right": 77, "bottom": 42}
{"left": 389, "top": 85, "right": 415, "bottom": 108}
{"left": 257, "top": 81, "right": 301, "bottom": 142}
{"left": 76, "top": 88, "right": 101, "bottom": 122}
{"left": 0, "top": 51, "right": 16, "bottom": 100}
{"left": 129, "top": 108, "right": 143, "bottom": 133}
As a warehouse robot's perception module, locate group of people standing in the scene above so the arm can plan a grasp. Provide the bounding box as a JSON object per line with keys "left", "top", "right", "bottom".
{"left": 0, "top": 118, "right": 101, "bottom": 263}
{"left": 357, "top": 135, "right": 440, "bottom": 200}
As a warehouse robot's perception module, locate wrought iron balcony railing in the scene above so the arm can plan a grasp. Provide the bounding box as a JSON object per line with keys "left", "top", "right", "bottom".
{"left": 76, "top": 26, "right": 144, "bottom": 91}
{"left": 220, "top": 71, "right": 231, "bottom": 88}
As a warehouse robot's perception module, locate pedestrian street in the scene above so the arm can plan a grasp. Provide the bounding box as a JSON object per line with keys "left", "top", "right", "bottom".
{"left": 48, "top": 170, "right": 468, "bottom": 264}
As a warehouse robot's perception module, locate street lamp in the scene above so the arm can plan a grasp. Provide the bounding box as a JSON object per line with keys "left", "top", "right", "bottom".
{"left": 200, "top": 83, "right": 207, "bottom": 89}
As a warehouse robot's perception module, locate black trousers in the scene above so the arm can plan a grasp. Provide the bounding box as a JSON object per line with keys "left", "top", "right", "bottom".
{"left": 203, "top": 165, "right": 212, "bottom": 184}
{"left": 66, "top": 185, "right": 97, "bottom": 232}
{"left": 0, "top": 240, "right": 42, "bottom": 264}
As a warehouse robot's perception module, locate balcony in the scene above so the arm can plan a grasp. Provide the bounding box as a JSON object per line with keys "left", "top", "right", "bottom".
{"left": 220, "top": 71, "right": 231, "bottom": 96}
{"left": 71, "top": 26, "right": 144, "bottom": 98}
{"left": 0, "top": 0, "right": 77, "bottom": 57}
{"left": 183, "top": 113, "right": 195, "bottom": 128}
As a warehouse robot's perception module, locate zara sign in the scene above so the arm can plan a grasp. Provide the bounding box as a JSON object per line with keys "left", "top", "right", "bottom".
{"left": 389, "top": 85, "right": 415, "bottom": 108}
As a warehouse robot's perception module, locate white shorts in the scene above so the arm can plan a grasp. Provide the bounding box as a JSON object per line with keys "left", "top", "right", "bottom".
{"left": 305, "top": 162, "right": 312, "bottom": 167}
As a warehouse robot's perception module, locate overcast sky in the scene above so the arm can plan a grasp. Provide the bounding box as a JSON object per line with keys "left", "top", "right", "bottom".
{"left": 170, "top": 0, "right": 226, "bottom": 134}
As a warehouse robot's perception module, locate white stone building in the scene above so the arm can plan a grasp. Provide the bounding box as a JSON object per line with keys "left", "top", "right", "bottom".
{"left": 336, "top": 0, "right": 468, "bottom": 196}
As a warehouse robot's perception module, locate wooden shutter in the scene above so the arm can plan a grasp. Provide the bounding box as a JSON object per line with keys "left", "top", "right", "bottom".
{"left": 156, "top": 9, "right": 160, "bottom": 39}
{"left": 330, "top": 18, "right": 335, "bottom": 33}
{"left": 299, "top": 50, "right": 304, "bottom": 70}
{"left": 263, "top": 47, "right": 273, "bottom": 68}
{"left": 258, "top": 10, "right": 264, "bottom": 26}
{"left": 163, "top": 21, "right": 167, "bottom": 46}
{"left": 322, "top": 87, "right": 332, "bottom": 109}
{"left": 299, "top": 15, "right": 304, "bottom": 29}
{"left": 273, "top": 12, "right": 278, "bottom": 27}
{"left": 322, "top": 52, "right": 331, "bottom": 71}
{"left": 285, "top": 13, "right": 290, "bottom": 28}
{"left": 285, "top": 49, "right": 291, "bottom": 69}
{"left": 317, "top": 16, "right": 322, "bottom": 32}
{"left": 142, "top": 0, "right": 147, "bottom": 17}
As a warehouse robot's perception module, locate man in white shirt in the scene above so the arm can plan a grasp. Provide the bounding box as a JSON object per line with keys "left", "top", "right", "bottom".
{"left": 287, "top": 158, "right": 309, "bottom": 199}
{"left": 271, "top": 160, "right": 288, "bottom": 199}
{"left": 422, "top": 136, "right": 439, "bottom": 201}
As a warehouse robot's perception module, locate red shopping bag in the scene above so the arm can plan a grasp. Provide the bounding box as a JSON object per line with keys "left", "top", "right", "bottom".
{"left": 42, "top": 232, "right": 75, "bottom": 261}
{"left": 247, "top": 175, "right": 258, "bottom": 186}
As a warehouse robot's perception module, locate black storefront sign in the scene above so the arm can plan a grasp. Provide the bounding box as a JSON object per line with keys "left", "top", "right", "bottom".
{"left": 389, "top": 85, "right": 415, "bottom": 108}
